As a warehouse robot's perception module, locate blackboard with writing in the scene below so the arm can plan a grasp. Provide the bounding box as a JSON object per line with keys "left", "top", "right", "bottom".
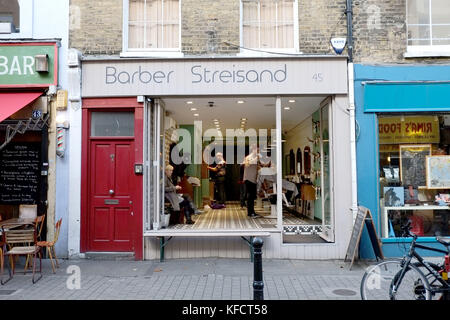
{"left": 0, "top": 143, "right": 41, "bottom": 204}
{"left": 345, "top": 206, "right": 384, "bottom": 270}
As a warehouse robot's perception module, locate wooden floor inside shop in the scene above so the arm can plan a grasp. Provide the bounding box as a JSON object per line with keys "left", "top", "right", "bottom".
{"left": 167, "top": 202, "right": 319, "bottom": 230}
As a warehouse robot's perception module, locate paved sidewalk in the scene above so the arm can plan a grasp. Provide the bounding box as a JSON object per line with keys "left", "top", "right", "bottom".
{"left": 0, "top": 257, "right": 373, "bottom": 300}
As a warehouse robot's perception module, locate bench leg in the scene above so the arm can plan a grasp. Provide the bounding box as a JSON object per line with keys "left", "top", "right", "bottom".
{"left": 160, "top": 237, "right": 165, "bottom": 262}
{"left": 250, "top": 236, "right": 254, "bottom": 263}
{"left": 240, "top": 236, "right": 254, "bottom": 263}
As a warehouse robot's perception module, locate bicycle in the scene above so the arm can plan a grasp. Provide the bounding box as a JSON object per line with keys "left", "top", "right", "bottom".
{"left": 360, "top": 221, "right": 450, "bottom": 300}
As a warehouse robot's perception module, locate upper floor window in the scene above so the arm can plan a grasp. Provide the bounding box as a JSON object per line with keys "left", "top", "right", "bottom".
{"left": 124, "top": 0, "right": 180, "bottom": 54}
{"left": 0, "top": 0, "right": 32, "bottom": 38}
{"left": 0, "top": 0, "right": 20, "bottom": 33}
{"left": 406, "top": 0, "right": 450, "bottom": 56}
{"left": 241, "top": 0, "right": 298, "bottom": 54}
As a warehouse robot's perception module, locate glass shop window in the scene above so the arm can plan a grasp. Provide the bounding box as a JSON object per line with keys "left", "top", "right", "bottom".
{"left": 378, "top": 113, "right": 450, "bottom": 238}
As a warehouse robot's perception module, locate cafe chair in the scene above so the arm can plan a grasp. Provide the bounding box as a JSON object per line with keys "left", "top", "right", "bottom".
{"left": 24, "top": 214, "right": 46, "bottom": 272}
{"left": 37, "top": 218, "right": 62, "bottom": 274}
{"left": 19, "top": 205, "right": 37, "bottom": 220}
{"left": 0, "top": 225, "right": 43, "bottom": 284}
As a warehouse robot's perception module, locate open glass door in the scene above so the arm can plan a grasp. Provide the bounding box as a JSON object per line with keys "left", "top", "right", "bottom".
{"left": 320, "top": 98, "right": 335, "bottom": 242}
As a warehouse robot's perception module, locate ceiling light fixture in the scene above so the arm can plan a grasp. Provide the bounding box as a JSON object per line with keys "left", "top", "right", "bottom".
{"left": 241, "top": 118, "right": 247, "bottom": 121}
{"left": 186, "top": 101, "right": 193, "bottom": 104}
{"left": 193, "top": 113, "right": 199, "bottom": 117}
{"left": 288, "top": 99, "right": 295, "bottom": 103}
{"left": 237, "top": 100, "right": 245, "bottom": 104}
{"left": 284, "top": 106, "right": 291, "bottom": 110}
{"left": 190, "top": 107, "right": 197, "bottom": 111}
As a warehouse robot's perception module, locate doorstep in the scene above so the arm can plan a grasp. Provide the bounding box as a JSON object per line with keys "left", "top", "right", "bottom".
{"left": 84, "top": 252, "right": 135, "bottom": 261}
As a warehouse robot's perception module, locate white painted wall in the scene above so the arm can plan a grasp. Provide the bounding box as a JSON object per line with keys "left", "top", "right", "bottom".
{"left": 28, "top": 0, "right": 70, "bottom": 257}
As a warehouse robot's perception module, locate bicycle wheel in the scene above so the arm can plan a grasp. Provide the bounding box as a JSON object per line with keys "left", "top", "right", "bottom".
{"left": 361, "top": 260, "right": 431, "bottom": 300}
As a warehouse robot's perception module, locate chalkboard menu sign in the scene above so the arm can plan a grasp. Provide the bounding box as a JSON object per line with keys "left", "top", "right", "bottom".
{"left": 0, "top": 143, "right": 41, "bottom": 204}
{"left": 345, "top": 206, "right": 384, "bottom": 270}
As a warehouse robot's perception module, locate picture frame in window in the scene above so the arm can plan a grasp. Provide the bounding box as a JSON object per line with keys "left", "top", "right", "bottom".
{"left": 399, "top": 144, "right": 432, "bottom": 188}
{"left": 425, "top": 155, "right": 450, "bottom": 189}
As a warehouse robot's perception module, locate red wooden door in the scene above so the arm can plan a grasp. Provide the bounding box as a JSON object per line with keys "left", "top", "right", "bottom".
{"left": 88, "top": 140, "right": 135, "bottom": 252}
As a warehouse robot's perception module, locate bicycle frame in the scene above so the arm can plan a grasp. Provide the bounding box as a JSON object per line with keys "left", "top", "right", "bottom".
{"left": 390, "top": 235, "right": 449, "bottom": 299}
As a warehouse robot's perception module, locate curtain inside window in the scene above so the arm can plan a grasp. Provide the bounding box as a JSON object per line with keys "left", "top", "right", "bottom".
{"left": 242, "top": 0, "right": 294, "bottom": 49}
{"left": 128, "top": 0, "right": 179, "bottom": 49}
{"left": 163, "top": 0, "right": 179, "bottom": 48}
{"left": 129, "top": 0, "right": 146, "bottom": 48}
{"left": 243, "top": 1, "right": 259, "bottom": 48}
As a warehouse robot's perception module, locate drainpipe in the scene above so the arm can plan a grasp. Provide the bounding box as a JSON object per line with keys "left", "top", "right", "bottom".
{"left": 346, "top": 0, "right": 358, "bottom": 221}
{"left": 348, "top": 63, "right": 358, "bottom": 222}
{"left": 346, "top": 0, "right": 353, "bottom": 63}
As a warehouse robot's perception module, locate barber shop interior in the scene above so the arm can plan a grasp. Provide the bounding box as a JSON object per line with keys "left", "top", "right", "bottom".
{"left": 155, "top": 95, "right": 333, "bottom": 244}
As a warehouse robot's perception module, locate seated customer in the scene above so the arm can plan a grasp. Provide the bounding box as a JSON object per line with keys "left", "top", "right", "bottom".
{"left": 164, "top": 165, "right": 195, "bottom": 224}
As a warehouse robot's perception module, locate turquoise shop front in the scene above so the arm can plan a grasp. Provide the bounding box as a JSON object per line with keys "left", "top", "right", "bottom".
{"left": 354, "top": 64, "right": 450, "bottom": 259}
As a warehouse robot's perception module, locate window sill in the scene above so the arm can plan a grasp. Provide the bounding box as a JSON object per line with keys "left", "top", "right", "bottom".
{"left": 236, "top": 48, "right": 303, "bottom": 58}
{"left": 404, "top": 47, "right": 450, "bottom": 58}
{"left": 0, "top": 32, "right": 33, "bottom": 39}
{"left": 120, "top": 51, "right": 184, "bottom": 58}
{"left": 381, "top": 236, "right": 449, "bottom": 243}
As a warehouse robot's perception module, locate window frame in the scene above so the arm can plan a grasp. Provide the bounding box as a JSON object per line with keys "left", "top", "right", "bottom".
{"left": 121, "top": 0, "right": 183, "bottom": 57}
{"left": 405, "top": 0, "right": 450, "bottom": 57}
{"left": 0, "top": 0, "right": 33, "bottom": 39}
{"left": 239, "top": 0, "right": 300, "bottom": 56}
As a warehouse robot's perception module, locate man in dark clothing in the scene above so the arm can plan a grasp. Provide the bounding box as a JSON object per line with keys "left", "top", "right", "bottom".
{"left": 243, "top": 145, "right": 260, "bottom": 218}
{"left": 207, "top": 152, "right": 227, "bottom": 206}
{"left": 238, "top": 161, "right": 247, "bottom": 208}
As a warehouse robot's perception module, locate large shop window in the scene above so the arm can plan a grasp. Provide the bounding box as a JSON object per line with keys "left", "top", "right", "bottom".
{"left": 379, "top": 113, "right": 450, "bottom": 238}
{"left": 241, "top": 0, "right": 298, "bottom": 53}
{"left": 126, "top": 0, "right": 180, "bottom": 51}
{"left": 406, "top": 0, "right": 450, "bottom": 56}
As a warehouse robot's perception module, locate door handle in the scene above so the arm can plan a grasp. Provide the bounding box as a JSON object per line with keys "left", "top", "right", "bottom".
{"left": 109, "top": 189, "right": 114, "bottom": 195}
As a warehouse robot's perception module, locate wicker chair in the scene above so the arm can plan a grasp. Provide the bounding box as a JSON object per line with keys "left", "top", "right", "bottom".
{"left": 37, "top": 218, "right": 62, "bottom": 274}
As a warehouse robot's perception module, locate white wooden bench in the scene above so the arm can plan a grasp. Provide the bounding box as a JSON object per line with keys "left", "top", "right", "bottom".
{"left": 145, "top": 230, "right": 271, "bottom": 262}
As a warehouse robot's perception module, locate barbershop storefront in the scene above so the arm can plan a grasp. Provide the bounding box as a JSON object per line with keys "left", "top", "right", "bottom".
{"left": 0, "top": 42, "right": 58, "bottom": 235}
{"left": 355, "top": 64, "right": 450, "bottom": 259}
{"left": 79, "top": 56, "right": 353, "bottom": 260}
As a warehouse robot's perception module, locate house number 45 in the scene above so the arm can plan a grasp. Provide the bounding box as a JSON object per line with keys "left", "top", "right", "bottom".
{"left": 312, "top": 73, "right": 323, "bottom": 82}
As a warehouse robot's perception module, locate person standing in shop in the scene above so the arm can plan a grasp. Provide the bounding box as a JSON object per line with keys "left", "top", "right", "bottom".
{"left": 243, "top": 144, "right": 260, "bottom": 218}
{"left": 207, "top": 152, "right": 227, "bottom": 207}
{"left": 238, "top": 159, "right": 247, "bottom": 208}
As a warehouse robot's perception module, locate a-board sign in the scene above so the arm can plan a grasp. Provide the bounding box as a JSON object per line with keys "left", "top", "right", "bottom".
{"left": 345, "top": 206, "right": 384, "bottom": 270}
{"left": 0, "top": 143, "right": 41, "bottom": 204}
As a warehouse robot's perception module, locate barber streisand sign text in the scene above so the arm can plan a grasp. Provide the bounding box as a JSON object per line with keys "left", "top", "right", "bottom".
{"left": 82, "top": 57, "right": 347, "bottom": 97}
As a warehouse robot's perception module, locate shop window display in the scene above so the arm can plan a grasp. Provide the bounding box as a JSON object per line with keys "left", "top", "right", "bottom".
{"left": 379, "top": 114, "right": 450, "bottom": 238}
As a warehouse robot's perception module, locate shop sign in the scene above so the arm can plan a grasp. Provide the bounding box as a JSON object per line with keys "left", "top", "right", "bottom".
{"left": 378, "top": 115, "right": 440, "bottom": 144}
{"left": 0, "top": 42, "right": 57, "bottom": 87}
{"left": 81, "top": 57, "right": 348, "bottom": 97}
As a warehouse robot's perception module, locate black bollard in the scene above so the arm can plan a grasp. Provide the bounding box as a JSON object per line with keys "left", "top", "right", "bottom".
{"left": 252, "top": 237, "right": 264, "bottom": 300}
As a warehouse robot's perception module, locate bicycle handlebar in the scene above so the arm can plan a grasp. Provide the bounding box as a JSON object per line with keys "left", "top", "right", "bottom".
{"left": 401, "top": 221, "right": 417, "bottom": 238}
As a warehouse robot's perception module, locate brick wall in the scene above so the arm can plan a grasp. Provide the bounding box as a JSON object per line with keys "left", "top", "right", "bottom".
{"left": 69, "top": 0, "right": 450, "bottom": 63}
{"left": 298, "top": 0, "right": 348, "bottom": 55}
{"left": 69, "top": 0, "right": 123, "bottom": 55}
{"left": 352, "top": 0, "right": 450, "bottom": 63}
{"left": 70, "top": 0, "right": 346, "bottom": 56}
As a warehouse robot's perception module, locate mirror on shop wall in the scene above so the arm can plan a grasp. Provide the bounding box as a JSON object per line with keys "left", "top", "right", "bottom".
{"left": 296, "top": 148, "right": 302, "bottom": 175}
{"left": 304, "top": 146, "right": 311, "bottom": 175}
{"left": 289, "top": 149, "right": 295, "bottom": 175}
